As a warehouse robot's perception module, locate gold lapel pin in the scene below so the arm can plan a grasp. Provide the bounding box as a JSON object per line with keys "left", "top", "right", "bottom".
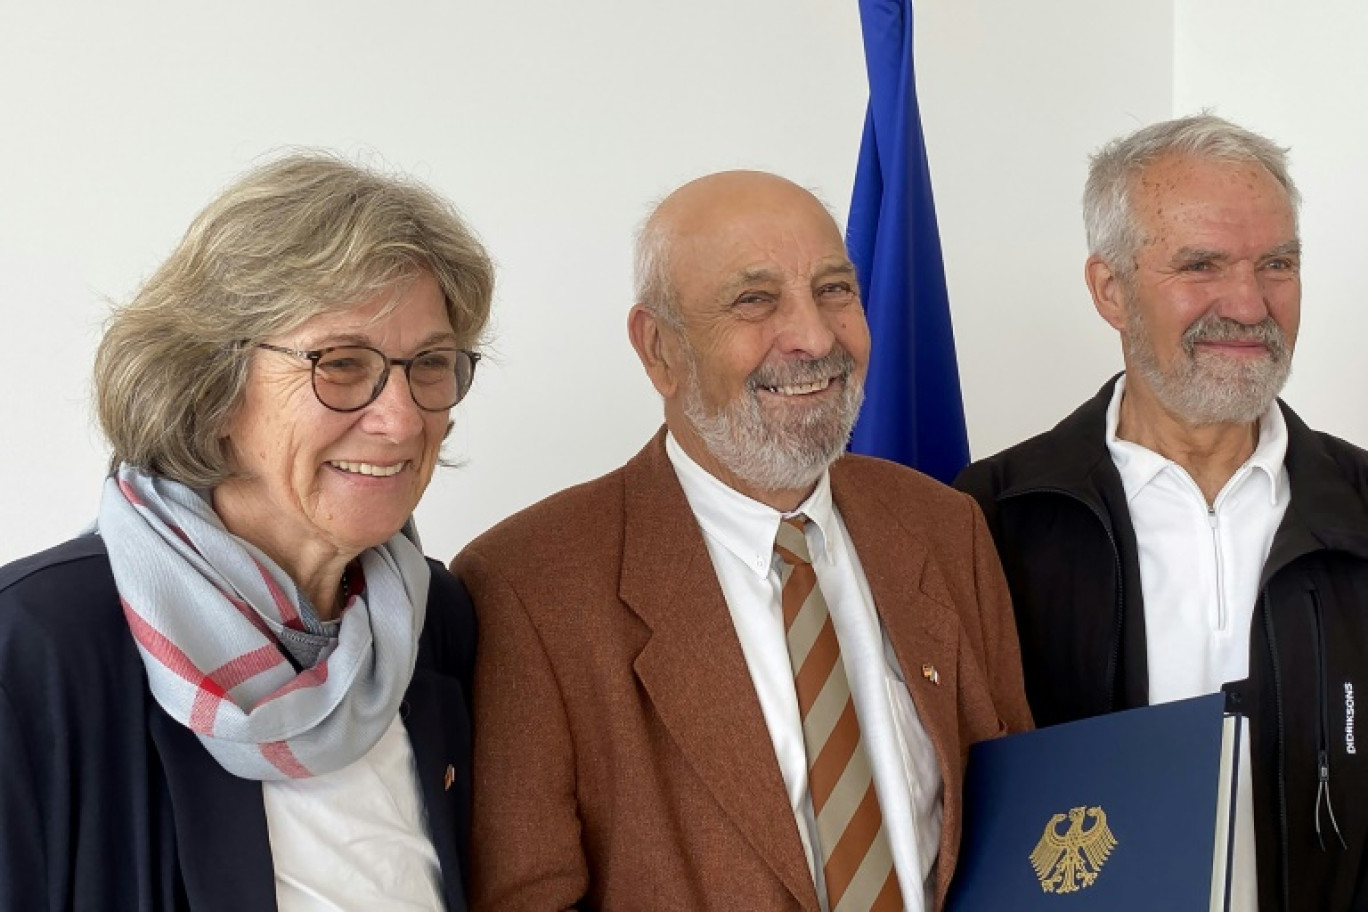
{"left": 921, "top": 663, "right": 940, "bottom": 685}
{"left": 444, "top": 764, "right": 456, "bottom": 791}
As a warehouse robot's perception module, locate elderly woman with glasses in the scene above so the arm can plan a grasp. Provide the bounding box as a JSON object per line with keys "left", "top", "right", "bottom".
{"left": 0, "top": 154, "right": 492, "bottom": 911}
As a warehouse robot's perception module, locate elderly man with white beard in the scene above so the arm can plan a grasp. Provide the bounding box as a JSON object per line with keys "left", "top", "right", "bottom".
{"left": 955, "top": 115, "right": 1368, "bottom": 911}
{"left": 454, "top": 170, "right": 1031, "bottom": 912}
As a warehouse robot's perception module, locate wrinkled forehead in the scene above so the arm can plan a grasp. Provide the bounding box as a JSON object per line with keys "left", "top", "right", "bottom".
{"left": 1132, "top": 155, "right": 1296, "bottom": 219}
{"left": 1128, "top": 155, "right": 1299, "bottom": 251}
{"left": 670, "top": 202, "right": 849, "bottom": 292}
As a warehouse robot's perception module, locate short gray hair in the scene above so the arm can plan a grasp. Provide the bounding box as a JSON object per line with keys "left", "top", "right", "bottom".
{"left": 94, "top": 152, "right": 495, "bottom": 488}
{"left": 1083, "top": 114, "right": 1301, "bottom": 278}
{"left": 632, "top": 204, "right": 682, "bottom": 330}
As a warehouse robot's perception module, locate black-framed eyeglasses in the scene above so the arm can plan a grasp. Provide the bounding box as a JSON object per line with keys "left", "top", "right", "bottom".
{"left": 256, "top": 343, "right": 481, "bottom": 413}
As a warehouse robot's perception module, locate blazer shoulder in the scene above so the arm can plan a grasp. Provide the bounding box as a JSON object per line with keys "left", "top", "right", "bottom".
{"left": 0, "top": 535, "right": 122, "bottom": 637}
{"left": 837, "top": 453, "right": 979, "bottom": 516}
{"left": 458, "top": 463, "right": 629, "bottom": 560}
{"left": 0, "top": 533, "right": 109, "bottom": 588}
{"left": 426, "top": 557, "right": 472, "bottom": 607}
{"left": 0, "top": 536, "right": 138, "bottom": 716}
{"left": 421, "top": 559, "right": 477, "bottom": 671}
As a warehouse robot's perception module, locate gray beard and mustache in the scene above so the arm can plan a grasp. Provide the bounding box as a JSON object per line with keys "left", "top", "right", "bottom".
{"left": 1124, "top": 302, "right": 1293, "bottom": 426}
{"left": 681, "top": 347, "right": 864, "bottom": 494}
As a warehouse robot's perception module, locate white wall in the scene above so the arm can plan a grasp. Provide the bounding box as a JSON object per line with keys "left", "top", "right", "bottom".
{"left": 1, "top": 0, "right": 869, "bottom": 562}
{"left": 917, "top": 1, "right": 1171, "bottom": 458}
{"left": 1, "top": 2, "right": 1356, "bottom": 566}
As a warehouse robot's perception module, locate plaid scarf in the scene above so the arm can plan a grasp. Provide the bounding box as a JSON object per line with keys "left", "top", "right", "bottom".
{"left": 98, "top": 464, "right": 429, "bottom": 780}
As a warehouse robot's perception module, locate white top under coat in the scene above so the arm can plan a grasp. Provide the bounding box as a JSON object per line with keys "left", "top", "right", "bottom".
{"left": 1105, "top": 375, "right": 1282, "bottom": 912}
{"left": 667, "top": 432, "right": 940, "bottom": 912}
{"left": 1104, "top": 375, "right": 1289, "bottom": 704}
{"left": 263, "top": 713, "right": 445, "bottom": 912}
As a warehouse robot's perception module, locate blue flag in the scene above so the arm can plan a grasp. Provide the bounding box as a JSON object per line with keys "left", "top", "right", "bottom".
{"left": 847, "top": 0, "right": 968, "bottom": 483}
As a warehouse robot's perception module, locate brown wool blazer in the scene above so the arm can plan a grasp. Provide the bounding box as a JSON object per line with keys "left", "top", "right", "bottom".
{"left": 453, "top": 430, "right": 1032, "bottom": 912}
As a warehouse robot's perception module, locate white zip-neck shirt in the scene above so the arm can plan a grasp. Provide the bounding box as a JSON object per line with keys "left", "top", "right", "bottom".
{"left": 1105, "top": 375, "right": 1280, "bottom": 911}
{"left": 1104, "top": 374, "right": 1290, "bottom": 704}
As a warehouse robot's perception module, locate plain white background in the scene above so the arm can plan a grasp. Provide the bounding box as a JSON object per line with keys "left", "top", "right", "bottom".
{"left": 2, "top": 2, "right": 1364, "bottom": 564}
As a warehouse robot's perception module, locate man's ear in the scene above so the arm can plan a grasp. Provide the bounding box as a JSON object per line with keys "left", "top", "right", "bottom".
{"left": 627, "top": 304, "right": 681, "bottom": 398}
{"left": 1085, "top": 255, "right": 1129, "bottom": 332}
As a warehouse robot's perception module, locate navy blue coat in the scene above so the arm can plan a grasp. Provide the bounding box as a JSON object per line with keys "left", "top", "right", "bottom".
{"left": 955, "top": 378, "right": 1368, "bottom": 911}
{"left": 0, "top": 534, "right": 475, "bottom": 911}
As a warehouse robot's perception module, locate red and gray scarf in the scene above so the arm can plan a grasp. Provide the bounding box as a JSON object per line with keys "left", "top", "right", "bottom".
{"left": 98, "top": 464, "right": 429, "bottom": 780}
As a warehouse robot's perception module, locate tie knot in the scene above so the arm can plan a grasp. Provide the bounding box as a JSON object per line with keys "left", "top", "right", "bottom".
{"left": 774, "top": 515, "right": 812, "bottom": 567}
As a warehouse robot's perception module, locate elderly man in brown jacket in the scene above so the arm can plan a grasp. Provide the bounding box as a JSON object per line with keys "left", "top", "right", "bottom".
{"left": 454, "top": 171, "right": 1030, "bottom": 912}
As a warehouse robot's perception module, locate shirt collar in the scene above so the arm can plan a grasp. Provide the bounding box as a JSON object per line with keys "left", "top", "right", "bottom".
{"left": 665, "top": 431, "right": 834, "bottom": 577}
{"left": 1247, "top": 397, "right": 1289, "bottom": 502}
{"left": 1105, "top": 373, "right": 1288, "bottom": 505}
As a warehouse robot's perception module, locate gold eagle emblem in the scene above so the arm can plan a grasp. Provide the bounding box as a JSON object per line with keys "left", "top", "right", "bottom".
{"left": 1029, "top": 805, "right": 1117, "bottom": 893}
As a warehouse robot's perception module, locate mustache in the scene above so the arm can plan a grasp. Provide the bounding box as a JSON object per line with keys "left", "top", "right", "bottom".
{"left": 1182, "top": 313, "right": 1290, "bottom": 360}
{"left": 746, "top": 347, "right": 856, "bottom": 391}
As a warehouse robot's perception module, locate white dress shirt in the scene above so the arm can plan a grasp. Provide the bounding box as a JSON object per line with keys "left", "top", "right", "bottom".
{"left": 667, "top": 432, "right": 940, "bottom": 912}
{"left": 1106, "top": 375, "right": 1285, "bottom": 912}
{"left": 263, "top": 714, "right": 445, "bottom": 912}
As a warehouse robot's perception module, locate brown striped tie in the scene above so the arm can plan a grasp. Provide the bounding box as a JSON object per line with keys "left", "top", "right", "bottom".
{"left": 775, "top": 516, "right": 903, "bottom": 912}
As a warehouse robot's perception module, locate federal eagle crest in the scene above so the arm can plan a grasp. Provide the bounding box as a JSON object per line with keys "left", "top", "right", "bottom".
{"left": 1028, "top": 805, "right": 1117, "bottom": 893}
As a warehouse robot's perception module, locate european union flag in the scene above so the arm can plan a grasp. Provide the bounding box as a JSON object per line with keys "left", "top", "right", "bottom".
{"left": 847, "top": 0, "right": 968, "bottom": 483}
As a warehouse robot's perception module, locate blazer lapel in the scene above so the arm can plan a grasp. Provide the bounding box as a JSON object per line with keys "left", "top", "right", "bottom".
{"left": 620, "top": 432, "right": 819, "bottom": 910}
{"left": 148, "top": 707, "right": 278, "bottom": 912}
{"left": 405, "top": 668, "right": 470, "bottom": 912}
{"left": 830, "top": 465, "right": 965, "bottom": 885}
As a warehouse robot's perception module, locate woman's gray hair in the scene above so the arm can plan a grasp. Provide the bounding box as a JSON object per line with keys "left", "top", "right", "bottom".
{"left": 94, "top": 152, "right": 496, "bottom": 488}
{"left": 1082, "top": 114, "right": 1301, "bottom": 279}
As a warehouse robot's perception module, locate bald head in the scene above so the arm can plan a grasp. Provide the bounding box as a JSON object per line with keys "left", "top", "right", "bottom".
{"left": 626, "top": 169, "right": 868, "bottom": 510}
{"left": 634, "top": 171, "right": 843, "bottom": 324}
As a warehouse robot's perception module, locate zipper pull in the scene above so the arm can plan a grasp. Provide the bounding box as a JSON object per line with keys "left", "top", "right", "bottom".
{"left": 1314, "top": 749, "right": 1348, "bottom": 851}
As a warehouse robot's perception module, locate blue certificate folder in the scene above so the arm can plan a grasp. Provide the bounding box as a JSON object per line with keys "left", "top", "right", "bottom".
{"left": 946, "top": 693, "right": 1246, "bottom": 911}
